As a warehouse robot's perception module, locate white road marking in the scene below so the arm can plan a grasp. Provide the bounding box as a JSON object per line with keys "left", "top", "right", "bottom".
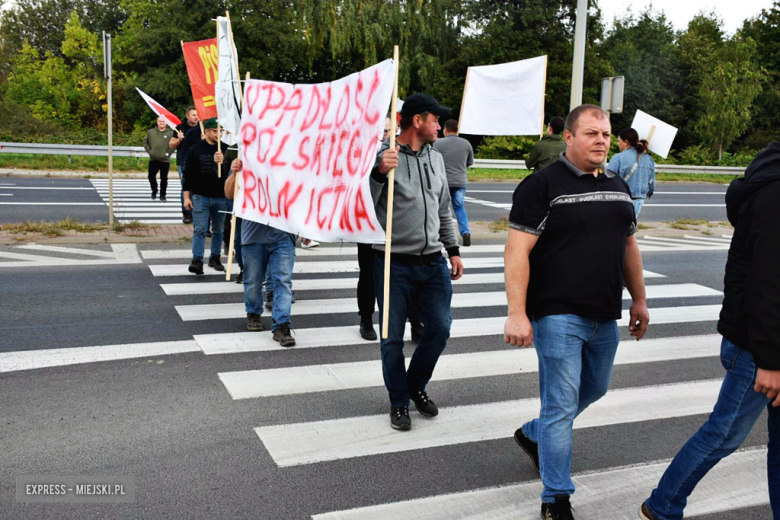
{"left": 193, "top": 304, "right": 721, "bottom": 355}
{"left": 682, "top": 234, "right": 732, "bottom": 244}
{"left": 219, "top": 334, "right": 720, "bottom": 399}
{"left": 176, "top": 284, "right": 721, "bottom": 322}
{"left": 141, "top": 245, "right": 508, "bottom": 260}
{"left": 312, "top": 448, "right": 768, "bottom": 520}
{"left": 256, "top": 379, "right": 723, "bottom": 466}
{"left": 0, "top": 340, "right": 200, "bottom": 373}
{"left": 0, "top": 202, "right": 106, "bottom": 205}
{"left": 16, "top": 244, "right": 116, "bottom": 258}
{"left": 0, "top": 187, "right": 95, "bottom": 190}
{"left": 111, "top": 244, "right": 142, "bottom": 264}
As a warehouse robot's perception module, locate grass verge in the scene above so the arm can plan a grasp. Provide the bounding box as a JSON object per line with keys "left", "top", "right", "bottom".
{"left": 1, "top": 218, "right": 147, "bottom": 237}
{"left": 0, "top": 153, "right": 171, "bottom": 172}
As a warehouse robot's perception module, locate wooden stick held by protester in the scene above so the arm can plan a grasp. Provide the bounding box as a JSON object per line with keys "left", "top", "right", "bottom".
{"left": 381, "top": 45, "right": 400, "bottom": 340}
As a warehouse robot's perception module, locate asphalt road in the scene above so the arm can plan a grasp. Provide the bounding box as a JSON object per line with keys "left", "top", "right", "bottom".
{"left": 0, "top": 241, "right": 772, "bottom": 519}
{"left": 465, "top": 182, "right": 729, "bottom": 223}
{"left": 0, "top": 177, "right": 729, "bottom": 224}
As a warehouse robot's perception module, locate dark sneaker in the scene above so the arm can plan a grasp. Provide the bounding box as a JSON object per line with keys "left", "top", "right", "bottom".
{"left": 160, "top": 196, "right": 167, "bottom": 202}
{"left": 208, "top": 256, "right": 225, "bottom": 272}
{"left": 411, "top": 321, "right": 424, "bottom": 343}
{"left": 514, "top": 427, "right": 540, "bottom": 474}
{"left": 390, "top": 406, "right": 411, "bottom": 431}
{"left": 408, "top": 389, "right": 438, "bottom": 417}
{"left": 462, "top": 233, "right": 471, "bottom": 247}
{"left": 235, "top": 271, "right": 243, "bottom": 284}
{"left": 272, "top": 323, "right": 295, "bottom": 347}
{"left": 360, "top": 318, "right": 377, "bottom": 341}
{"left": 151, "top": 192, "right": 157, "bottom": 200}
{"left": 246, "top": 313, "right": 263, "bottom": 332}
{"left": 188, "top": 258, "right": 204, "bottom": 275}
{"left": 541, "top": 496, "right": 574, "bottom": 520}
{"left": 265, "top": 291, "right": 274, "bottom": 310}
{"left": 183, "top": 215, "right": 193, "bottom": 224}
{"left": 638, "top": 501, "right": 657, "bottom": 520}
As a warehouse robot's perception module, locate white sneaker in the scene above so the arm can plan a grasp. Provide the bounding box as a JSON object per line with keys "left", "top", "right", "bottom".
{"left": 301, "top": 239, "right": 320, "bottom": 249}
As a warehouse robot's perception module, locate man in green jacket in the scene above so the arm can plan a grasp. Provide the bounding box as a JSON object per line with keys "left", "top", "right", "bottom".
{"left": 143, "top": 116, "right": 180, "bottom": 201}
{"left": 525, "top": 116, "right": 566, "bottom": 173}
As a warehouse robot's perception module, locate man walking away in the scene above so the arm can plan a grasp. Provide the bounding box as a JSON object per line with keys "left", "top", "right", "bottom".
{"left": 371, "top": 93, "right": 464, "bottom": 431}
{"left": 504, "top": 105, "right": 649, "bottom": 520}
{"left": 639, "top": 142, "right": 780, "bottom": 520}
{"left": 525, "top": 116, "right": 566, "bottom": 173}
{"left": 225, "top": 163, "right": 296, "bottom": 346}
{"left": 144, "top": 116, "right": 179, "bottom": 202}
{"left": 174, "top": 106, "right": 200, "bottom": 223}
{"left": 433, "top": 119, "right": 474, "bottom": 246}
{"left": 182, "top": 118, "right": 234, "bottom": 275}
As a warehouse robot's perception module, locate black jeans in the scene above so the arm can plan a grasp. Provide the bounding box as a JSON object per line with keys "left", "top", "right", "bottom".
{"left": 357, "top": 243, "right": 420, "bottom": 324}
{"left": 148, "top": 160, "right": 169, "bottom": 197}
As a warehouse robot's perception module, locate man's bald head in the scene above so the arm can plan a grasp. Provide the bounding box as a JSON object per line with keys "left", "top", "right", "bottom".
{"left": 565, "top": 104, "right": 609, "bottom": 135}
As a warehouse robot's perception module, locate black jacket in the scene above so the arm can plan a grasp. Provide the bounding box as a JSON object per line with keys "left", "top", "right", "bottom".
{"left": 717, "top": 141, "right": 780, "bottom": 370}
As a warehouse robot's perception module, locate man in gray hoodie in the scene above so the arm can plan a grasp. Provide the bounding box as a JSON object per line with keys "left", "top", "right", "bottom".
{"left": 370, "top": 93, "right": 464, "bottom": 431}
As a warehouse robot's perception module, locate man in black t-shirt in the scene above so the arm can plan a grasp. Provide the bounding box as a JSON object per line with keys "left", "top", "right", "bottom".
{"left": 504, "top": 104, "right": 650, "bottom": 520}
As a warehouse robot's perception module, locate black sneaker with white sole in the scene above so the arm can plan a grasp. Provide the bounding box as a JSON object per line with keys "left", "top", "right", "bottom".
{"left": 390, "top": 406, "right": 411, "bottom": 430}
{"left": 514, "top": 427, "right": 540, "bottom": 474}
{"left": 408, "top": 389, "right": 438, "bottom": 417}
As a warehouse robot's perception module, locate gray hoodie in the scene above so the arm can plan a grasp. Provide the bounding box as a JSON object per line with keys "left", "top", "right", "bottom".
{"left": 370, "top": 140, "right": 460, "bottom": 257}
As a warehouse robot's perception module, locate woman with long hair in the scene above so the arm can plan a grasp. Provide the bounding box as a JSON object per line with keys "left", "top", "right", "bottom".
{"left": 607, "top": 128, "right": 656, "bottom": 217}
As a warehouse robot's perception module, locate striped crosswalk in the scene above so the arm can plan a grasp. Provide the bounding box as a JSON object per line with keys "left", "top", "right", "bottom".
{"left": 128, "top": 241, "right": 770, "bottom": 518}
{"left": 90, "top": 179, "right": 186, "bottom": 224}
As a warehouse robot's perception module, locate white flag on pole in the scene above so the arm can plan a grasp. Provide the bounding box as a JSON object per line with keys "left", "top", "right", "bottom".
{"left": 216, "top": 16, "right": 241, "bottom": 145}
{"left": 459, "top": 56, "right": 547, "bottom": 136}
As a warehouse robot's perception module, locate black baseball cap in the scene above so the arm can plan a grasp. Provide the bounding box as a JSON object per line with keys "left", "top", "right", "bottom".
{"left": 400, "top": 94, "right": 451, "bottom": 118}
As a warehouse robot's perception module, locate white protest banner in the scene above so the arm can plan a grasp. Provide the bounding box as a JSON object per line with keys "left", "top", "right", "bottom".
{"left": 459, "top": 55, "right": 547, "bottom": 136}
{"left": 236, "top": 59, "right": 395, "bottom": 244}
{"left": 631, "top": 110, "right": 678, "bottom": 159}
{"left": 216, "top": 16, "right": 241, "bottom": 146}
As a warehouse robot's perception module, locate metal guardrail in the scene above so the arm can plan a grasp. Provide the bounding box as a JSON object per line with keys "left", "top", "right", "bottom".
{"left": 0, "top": 142, "right": 745, "bottom": 175}
{"left": 471, "top": 158, "right": 744, "bottom": 175}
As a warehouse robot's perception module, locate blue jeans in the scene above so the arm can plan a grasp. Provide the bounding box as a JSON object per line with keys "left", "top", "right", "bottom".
{"left": 374, "top": 254, "right": 453, "bottom": 406}
{"left": 242, "top": 238, "right": 295, "bottom": 331}
{"left": 449, "top": 186, "right": 470, "bottom": 236}
{"left": 633, "top": 197, "right": 645, "bottom": 217}
{"left": 521, "top": 314, "right": 619, "bottom": 503}
{"left": 191, "top": 195, "right": 227, "bottom": 260}
{"left": 645, "top": 337, "right": 780, "bottom": 519}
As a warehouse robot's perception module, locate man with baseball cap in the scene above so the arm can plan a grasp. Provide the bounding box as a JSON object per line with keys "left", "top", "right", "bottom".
{"left": 370, "top": 93, "right": 464, "bottom": 431}
{"left": 183, "top": 117, "right": 235, "bottom": 275}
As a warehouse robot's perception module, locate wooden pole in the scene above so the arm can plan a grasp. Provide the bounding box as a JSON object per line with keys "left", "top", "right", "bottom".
{"left": 540, "top": 55, "right": 548, "bottom": 140}
{"left": 225, "top": 62, "right": 248, "bottom": 282}
{"left": 381, "top": 45, "right": 400, "bottom": 340}
{"left": 215, "top": 16, "right": 222, "bottom": 178}
{"left": 647, "top": 125, "right": 656, "bottom": 145}
{"left": 457, "top": 67, "right": 471, "bottom": 135}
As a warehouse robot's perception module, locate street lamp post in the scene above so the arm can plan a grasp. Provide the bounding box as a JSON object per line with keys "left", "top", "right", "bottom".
{"left": 570, "top": 0, "right": 587, "bottom": 111}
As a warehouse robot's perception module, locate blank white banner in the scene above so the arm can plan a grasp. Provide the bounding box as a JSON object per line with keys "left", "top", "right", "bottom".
{"left": 459, "top": 55, "right": 547, "bottom": 136}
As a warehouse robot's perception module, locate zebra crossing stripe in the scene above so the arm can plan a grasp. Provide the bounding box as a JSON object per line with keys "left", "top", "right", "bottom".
{"left": 141, "top": 244, "right": 508, "bottom": 259}
{"left": 193, "top": 305, "right": 721, "bottom": 355}
{"left": 176, "top": 284, "right": 721, "bottom": 322}
{"left": 312, "top": 448, "right": 768, "bottom": 520}
{"left": 162, "top": 273, "right": 509, "bottom": 296}
{"left": 255, "top": 379, "right": 723, "bottom": 467}
{"left": 0, "top": 340, "right": 200, "bottom": 373}
{"left": 219, "top": 334, "right": 721, "bottom": 399}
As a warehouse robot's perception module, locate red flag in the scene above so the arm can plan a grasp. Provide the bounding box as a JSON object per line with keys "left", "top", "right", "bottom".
{"left": 136, "top": 88, "right": 182, "bottom": 129}
{"left": 181, "top": 38, "right": 219, "bottom": 120}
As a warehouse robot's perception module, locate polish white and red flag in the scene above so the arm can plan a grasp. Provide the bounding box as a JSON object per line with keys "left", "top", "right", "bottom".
{"left": 135, "top": 88, "right": 182, "bottom": 130}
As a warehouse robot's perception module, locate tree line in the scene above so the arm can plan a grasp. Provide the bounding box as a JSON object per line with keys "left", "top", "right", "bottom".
{"left": 0, "top": 0, "right": 777, "bottom": 164}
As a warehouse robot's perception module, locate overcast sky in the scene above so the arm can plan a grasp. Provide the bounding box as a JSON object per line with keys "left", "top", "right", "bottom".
{"left": 598, "top": 0, "right": 776, "bottom": 34}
